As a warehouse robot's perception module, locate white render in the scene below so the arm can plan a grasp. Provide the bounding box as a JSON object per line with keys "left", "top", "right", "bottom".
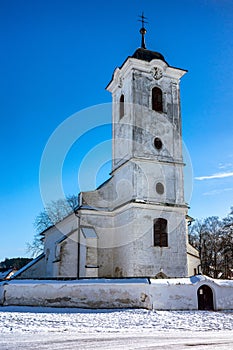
{"left": 1, "top": 276, "right": 233, "bottom": 310}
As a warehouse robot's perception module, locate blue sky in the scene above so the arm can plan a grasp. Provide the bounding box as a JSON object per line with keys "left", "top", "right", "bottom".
{"left": 0, "top": 0, "right": 233, "bottom": 261}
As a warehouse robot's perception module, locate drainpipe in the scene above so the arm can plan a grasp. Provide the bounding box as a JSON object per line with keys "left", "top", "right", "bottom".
{"left": 75, "top": 211, "right": 81, "bottom": 280}
{"left": 197, "top": 264, "right": 202, "bottom": 275}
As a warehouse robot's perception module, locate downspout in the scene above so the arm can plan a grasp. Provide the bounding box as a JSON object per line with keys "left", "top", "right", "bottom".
{"left": 75, "top": 210, "right": 81, "bottom": 279}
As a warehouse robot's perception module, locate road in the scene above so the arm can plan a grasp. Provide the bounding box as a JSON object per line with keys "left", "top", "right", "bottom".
{"left": 1, "top": 330, "right": 233, "bottom": 350}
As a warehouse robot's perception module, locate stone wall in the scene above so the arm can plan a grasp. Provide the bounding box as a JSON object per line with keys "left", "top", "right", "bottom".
{"left": 1, "top": 276, "right": 233, "bottom": 310}
{"left": 0, "top": 279, "right": 151, "bottom": 309}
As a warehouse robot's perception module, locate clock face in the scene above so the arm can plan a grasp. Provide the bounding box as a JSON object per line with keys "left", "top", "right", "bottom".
{"left": 153, "top": 67, "right": 163, "bottom": 80}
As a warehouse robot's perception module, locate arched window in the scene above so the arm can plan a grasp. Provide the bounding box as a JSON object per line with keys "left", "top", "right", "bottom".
{"left": 120, "top": 94, "right": 124, "bottom": 119}
{"left": 152, "top": 87, "right": 163, "bottom": 112}
{"left": 154, "top": 218, "right": 168, "bottom": 247}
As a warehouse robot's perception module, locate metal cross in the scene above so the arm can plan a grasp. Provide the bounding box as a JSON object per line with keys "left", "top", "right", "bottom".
{"left": 138, "top": 12, "right": 148, "bottom": 28}
{"left": 138, "top": 12, "right": 148, "bottom": 49}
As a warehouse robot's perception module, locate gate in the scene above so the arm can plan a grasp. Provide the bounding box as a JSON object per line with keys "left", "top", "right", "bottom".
{"left": 197, "top": 285, "right": 214, "bottom": 310}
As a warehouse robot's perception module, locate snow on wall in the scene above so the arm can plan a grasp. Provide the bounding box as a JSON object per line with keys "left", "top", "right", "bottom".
{"left": 0, "top": 276, "right": 233, "bottom": 310}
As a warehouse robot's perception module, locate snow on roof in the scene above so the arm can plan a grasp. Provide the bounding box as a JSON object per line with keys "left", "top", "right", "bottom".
{"left": 150, "top": 278, "right": 193, "bottom": 285}
{"left": 212, "top": 279, "right": 233, "bottom": 287}
{"left": 150, "top": 275, "right": 233, "bottom": 286}
{"left": 11, "top": 253, "right": 45, "bottom": 279}
{"left": 0, "top": 269, "right": 12, "bottom": 280}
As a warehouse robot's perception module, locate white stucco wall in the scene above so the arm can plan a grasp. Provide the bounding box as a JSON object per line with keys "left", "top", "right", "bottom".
{"left": 43, "top": 214, "right": 79, "bottom": 278}
{"left": 78, "top": 201, "right": 189, "bottom": 279}
{"left": 203, "top": 279, "right": 233, "bottom": 310}
{"left": 111, "top": 204, "right": 188, "bottom": 278}
{"left": 0, "top": 279, "right": 151, "bottom": 309}
{"left": 1, "top": 276, "right": 233, "bottom": 310}
{"left": 151, "top": 278, "right": 200, "bottom": 310}
{"left": 187, "top": 243, "right": 200, "bottom": 276}
{"left": 55, "top": 234, "right": 79, "bottom": 278}
{"left": 150, "top": 276, "right": 233, "bottom": 310}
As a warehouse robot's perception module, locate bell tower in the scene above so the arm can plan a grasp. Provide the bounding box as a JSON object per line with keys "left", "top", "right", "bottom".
{"left": 105, "top": 17, "right": 189, "bottom": 277}
{"left": 106, "top": 19, "right": 187, "bottom": 210}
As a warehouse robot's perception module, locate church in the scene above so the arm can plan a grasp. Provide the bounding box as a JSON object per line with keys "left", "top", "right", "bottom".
{"left": 15, "top": 20, "right": 200, "bottom": 280}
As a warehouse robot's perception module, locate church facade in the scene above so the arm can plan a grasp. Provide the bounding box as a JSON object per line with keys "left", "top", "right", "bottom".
{"left": 16, "top": 28, "right": 200, "bottom": 280}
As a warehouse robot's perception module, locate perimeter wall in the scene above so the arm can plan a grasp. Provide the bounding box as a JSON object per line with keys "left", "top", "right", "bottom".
{"left": 0, "top": 276, "right": 232, "bottom": 310}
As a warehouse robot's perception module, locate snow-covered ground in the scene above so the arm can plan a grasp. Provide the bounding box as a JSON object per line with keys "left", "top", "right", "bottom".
{"left": 0, "top": 307, "right": 233, "bottom": 349}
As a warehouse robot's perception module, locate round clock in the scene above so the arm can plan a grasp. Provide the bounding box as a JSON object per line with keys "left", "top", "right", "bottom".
{"left": 153, "top": 67, "right": 163, "bottom": 80}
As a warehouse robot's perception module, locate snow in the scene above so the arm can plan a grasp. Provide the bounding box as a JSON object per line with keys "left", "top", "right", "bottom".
{"left": 1, "top": 306, "right": 233, "bottom": 333}
{"left": 3, "top": 277, "right": 149, "bottom": 285}
{"left": 0, "top": 307, "right": 233, "bottom": 349}
{"left": 0, "top": 269, "right": 12, "bottom": 280}
{"left": 150, "top": 275, "right": 207, "bottom": 285}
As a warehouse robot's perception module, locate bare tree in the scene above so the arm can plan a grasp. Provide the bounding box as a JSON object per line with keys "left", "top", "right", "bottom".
{"left": 204, "top": 216, "right": 223, "bottom": 278}
{"left": 27, "top": 195, "right": 79, "bottom": 257}
{"left": 189, "top": 218, "right": 211, "bottom": 275}
{"left": 189, "top": 211, "right": 233, "bottom": 279}
{"left": 221, "top": 208, "right": 233, "bottom": 278}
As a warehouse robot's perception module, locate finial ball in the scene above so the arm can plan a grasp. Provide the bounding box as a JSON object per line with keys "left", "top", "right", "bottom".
{"left": 140, "top": 27, "right": 147, "bottom": 35}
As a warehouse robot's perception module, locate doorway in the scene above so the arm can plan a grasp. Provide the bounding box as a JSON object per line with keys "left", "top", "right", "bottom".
{"left": 197, "top": 285, "right": 214, "bottom": 310}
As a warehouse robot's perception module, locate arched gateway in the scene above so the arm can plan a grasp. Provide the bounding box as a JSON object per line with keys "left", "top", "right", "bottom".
{"left": 197, "top": 285, "right": 214, "bottom": 310}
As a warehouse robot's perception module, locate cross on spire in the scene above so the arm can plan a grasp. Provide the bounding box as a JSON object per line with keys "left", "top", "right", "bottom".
{"left": 138, "top": 12, "right": 148, "bottom": 28}
{"left": 138, "top": 12, "right": 148, "bottom": 49}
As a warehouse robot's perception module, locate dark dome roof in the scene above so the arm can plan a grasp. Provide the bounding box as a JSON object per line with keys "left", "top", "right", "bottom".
{"left": 131, "top": 48, "right": 167, "bottom": 64}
